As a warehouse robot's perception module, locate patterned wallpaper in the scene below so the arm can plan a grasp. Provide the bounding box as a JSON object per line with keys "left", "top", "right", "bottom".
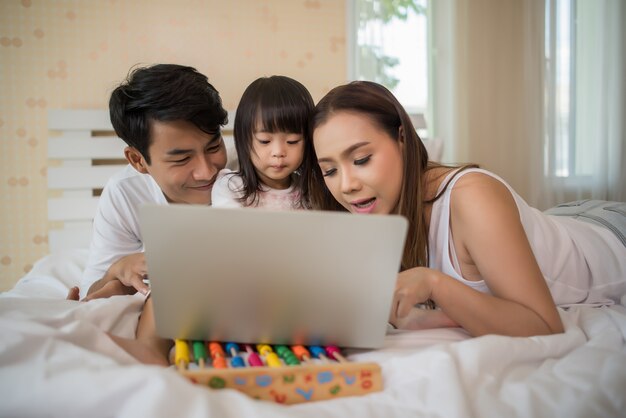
{"left": 0, "top": 0, "right": 346, "bottom": 291}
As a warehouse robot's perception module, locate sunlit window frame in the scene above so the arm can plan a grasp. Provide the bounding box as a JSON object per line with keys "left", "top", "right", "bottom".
{"left": 346, "top": 0, "right": 434, "bottom": 138}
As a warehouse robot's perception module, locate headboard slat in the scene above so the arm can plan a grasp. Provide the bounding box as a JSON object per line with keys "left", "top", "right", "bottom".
{"left": 49, "top": 137, "right": 126, "bottom": 159}
{"left": 48, "top": 109, "right": 113, "bottom": 131}
{"left": 49, "top": 228, "right": 93, "bottom": 251}
{"left": 48, "top": 197, "right": 100, "bottom": 221}
{"left": 48, "top": 166, "right": 123, "bottom": 189}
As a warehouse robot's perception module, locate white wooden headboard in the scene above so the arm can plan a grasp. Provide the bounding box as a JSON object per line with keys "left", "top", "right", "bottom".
{"left": 47, "top": 109, "right": 235, "bottom": 252}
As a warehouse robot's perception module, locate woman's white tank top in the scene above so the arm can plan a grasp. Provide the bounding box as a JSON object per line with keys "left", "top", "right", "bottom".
{"left": 428, "top": 168, "right": 626, "bottom": 306}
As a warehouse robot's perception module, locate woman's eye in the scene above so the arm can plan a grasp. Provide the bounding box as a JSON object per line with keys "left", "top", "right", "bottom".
{"left": 322, "top": 168, "right": 337, "bottom": 177}
{"left": 354, "top": 155, "right": 371, "bottom": 165}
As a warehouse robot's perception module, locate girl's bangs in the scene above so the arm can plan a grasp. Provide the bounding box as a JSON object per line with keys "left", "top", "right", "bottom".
{"left": 255, "top": 95, "right": 308, "bottom": 134}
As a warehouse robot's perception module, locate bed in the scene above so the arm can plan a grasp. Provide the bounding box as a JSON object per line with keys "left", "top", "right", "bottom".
{"left": 0, "top": 110, "right": 624, "bottom": 417}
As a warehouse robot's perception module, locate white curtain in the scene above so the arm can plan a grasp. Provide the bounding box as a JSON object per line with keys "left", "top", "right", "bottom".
{"left": 432, "top": 0, "right": 625, "bottom": 209}
{"left": 538, "top": 0, "right": 626, "bottom": 208}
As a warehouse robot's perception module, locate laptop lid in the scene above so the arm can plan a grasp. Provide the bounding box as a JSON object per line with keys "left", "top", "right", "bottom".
{"left": 140, "top": 205, "right": 408, "bottom": 348}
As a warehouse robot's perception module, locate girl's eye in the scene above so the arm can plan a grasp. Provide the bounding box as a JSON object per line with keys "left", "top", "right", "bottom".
{"left": 287, "top": 139, "right": 302, "bottom": 145}
{"left": 322, "top": 167, "right": 337, "bottom": 177}
{"left": 354, "top": 155, "right": 371, "bottom": 165}
{"left": 257, "top": 140, "right": 270, "bottom": 145}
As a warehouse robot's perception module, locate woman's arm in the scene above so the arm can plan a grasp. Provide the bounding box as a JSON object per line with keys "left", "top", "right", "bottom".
{"left": 393, "top": 173, "right": 564, "bottom": 337}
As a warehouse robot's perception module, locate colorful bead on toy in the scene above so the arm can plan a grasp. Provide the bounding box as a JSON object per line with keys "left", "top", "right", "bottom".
{"left": 175, "top": 339, "right": 190, "bottom": 371}
{"left": 192, "top": 340, "right": 207, "bottom": 368}
{"left": 308, "top": 345, "right": 329, "bottom": 362}
{"left": 291, "top": 345, "right": 311, "bottom": 362}
{"left": 244, "top": 344, "right": 264, "bottom": 367}
{"left": 208, "top": 342, "right": 227, "bottom": 369}
{"left": 275, "top": 345, "right": 300, "bottom": 365}
{"left": 225, "top": 342, "right": 245, "bottom": 368}
{"left": 257, "top": 344, "right": 281, "bottom": 367}
{"left": 325, "top": 345, "right": 347, "bottom": 363}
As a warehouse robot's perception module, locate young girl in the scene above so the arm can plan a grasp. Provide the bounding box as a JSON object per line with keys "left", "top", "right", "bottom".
{"left": 306, "top": 80, "right": 626, "bottom": 337}
{"left": 211, "top": 75, "right": 315, "bottom": 210}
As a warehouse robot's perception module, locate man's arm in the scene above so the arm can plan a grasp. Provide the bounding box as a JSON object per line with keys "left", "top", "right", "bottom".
{"left": 80, "top": 167, "right": 149, "bottom": 299}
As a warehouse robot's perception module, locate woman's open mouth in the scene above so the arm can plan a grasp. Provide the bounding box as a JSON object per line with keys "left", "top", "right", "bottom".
{"left": 351, "top": 197, "right": 377, "bottom": 213}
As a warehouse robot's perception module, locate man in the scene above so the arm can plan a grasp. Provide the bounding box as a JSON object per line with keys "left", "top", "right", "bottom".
{"left": 73, "top": 64, "right": 228, "bottom": 301}
{"left": 68, "top": 64, "right": 229, "bottom": 365}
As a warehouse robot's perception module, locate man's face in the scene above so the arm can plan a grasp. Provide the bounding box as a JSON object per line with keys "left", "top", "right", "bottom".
{"left": 128, "top": 119, "right": 227, "bottom": 205}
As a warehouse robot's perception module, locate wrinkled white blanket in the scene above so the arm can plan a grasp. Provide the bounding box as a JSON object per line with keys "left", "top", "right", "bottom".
{"left": 1, "top": 250, "right": 625, "bottom": 417}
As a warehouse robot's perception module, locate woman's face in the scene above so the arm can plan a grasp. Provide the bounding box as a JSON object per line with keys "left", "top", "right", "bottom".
{"left": 313, "top": 111, "right": 404, "bottom": 214}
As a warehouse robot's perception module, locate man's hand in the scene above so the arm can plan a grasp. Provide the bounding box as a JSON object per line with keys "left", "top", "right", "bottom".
{"left": 66, "top": 280, "right": 137, "bottom": 301}
{"left": 82, "top": 253, "right": 149, "bottom": 299}
{"left": 84, "top": 279, "right": 137, "bottom": 301}
{"left": 103, "top": 253, "right": 150, "bottom": 295}
{"left": 67, "top": 286, "right": 80, "bottom": 301}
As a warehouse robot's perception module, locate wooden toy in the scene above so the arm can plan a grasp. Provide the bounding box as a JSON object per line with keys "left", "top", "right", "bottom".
{"left": 175, "top": 341, "right": 382, "bottom": 404}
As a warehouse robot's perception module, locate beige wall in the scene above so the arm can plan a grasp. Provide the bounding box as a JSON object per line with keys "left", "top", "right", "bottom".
{"left": 0, "top": 0, "right": 346, "bottom": 291}
{"left": 452, "top": 0, "right": 542, "bottom": 205}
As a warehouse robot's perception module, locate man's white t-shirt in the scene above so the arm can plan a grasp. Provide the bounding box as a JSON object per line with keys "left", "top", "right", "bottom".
{"left": 80, "top": 164, "right": 168, "bottom": 298}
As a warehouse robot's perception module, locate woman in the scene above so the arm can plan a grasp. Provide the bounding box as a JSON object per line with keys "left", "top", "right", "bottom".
{"left": 306, "top": 81, "right": 626, "bottom": 337}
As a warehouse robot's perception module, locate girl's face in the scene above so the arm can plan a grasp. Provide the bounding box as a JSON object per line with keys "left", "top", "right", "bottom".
{"left": 314, "top": 111, "right": 404, "bottom": 215}
{"left": 251, "top": 122, "right": 304, "bottom": 190}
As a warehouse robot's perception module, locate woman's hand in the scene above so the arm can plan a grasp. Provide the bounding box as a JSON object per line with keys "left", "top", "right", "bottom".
{"left": 392, "top": 267, "right": 439, "bottom": 318}
{"left": 390, "top": 306, "right": 459, "bottom": 330}
{"left": 389, "top": 267, "right": 459, "bottom": 330}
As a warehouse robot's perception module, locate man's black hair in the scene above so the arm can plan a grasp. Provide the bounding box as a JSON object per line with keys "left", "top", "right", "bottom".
{"left": 109, "top": 64, "right": 228, "bottom": 164}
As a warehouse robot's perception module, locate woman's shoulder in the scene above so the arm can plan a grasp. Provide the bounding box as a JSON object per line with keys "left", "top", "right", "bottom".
{"left": 448, "top": 169, "right": 519, "bottom": 227}
{"left": 426, "top": 166, "right": 503, "bottom": 200}
{"left": 452, "top": 168, "right": 507, "bottom": 191}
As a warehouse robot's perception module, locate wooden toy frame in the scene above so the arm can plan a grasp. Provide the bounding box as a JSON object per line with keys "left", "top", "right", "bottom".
{"left": 179, "top": 361, "right": 382, "bottom": 404}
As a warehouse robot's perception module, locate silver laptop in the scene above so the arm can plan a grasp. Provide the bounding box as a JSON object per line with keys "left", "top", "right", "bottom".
{"left": 140, "top": 205, "right": 407, "bottom": 348}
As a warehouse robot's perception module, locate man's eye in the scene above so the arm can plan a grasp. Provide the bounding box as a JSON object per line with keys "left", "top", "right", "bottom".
{"left": 354, "top": 155, "right": 371, "bottom": 165}
{"left": 322, "top": 168, "right": 337, "bottom": 177}
{"left": 172, "top": 157, "right": 190, "bottom": 164}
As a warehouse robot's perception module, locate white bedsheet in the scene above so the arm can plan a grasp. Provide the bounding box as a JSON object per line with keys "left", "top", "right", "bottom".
{"left": 1, "top": 250, "right": 625, "bottom": 417}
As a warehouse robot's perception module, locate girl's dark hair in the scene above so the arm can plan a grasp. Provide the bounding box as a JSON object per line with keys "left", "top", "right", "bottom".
{"left": 307, "top": 81, "right": 475, "bottom": 270}
{"left": 232, "top": 75, "right": 315, "bottom": 207}
{"left": 109, "top": 64, "right": 228, "bottom": 164}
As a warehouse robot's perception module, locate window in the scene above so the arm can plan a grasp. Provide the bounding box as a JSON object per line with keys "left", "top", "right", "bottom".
{"left": 545, "top": 0, "right": 607, "bottom": 183}
{"left": 349, "top": 0, "right": 430, "bottom": 126}
{"left": 544, "top": 0, "right": 575, "bottom": 178}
